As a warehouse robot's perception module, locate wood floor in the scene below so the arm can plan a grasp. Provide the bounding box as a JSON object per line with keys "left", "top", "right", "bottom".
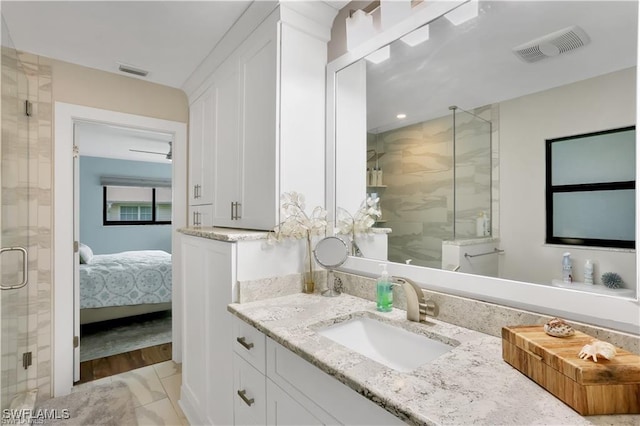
{"left": 77, "top": 343, "right": 172, "bottom": 384}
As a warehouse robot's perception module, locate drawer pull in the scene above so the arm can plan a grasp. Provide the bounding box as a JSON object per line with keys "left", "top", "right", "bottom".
{"left": 237, "top": 389, "right": 254, "bottom": 407}
{"left": 236, "top": 337, "right": 254, "bottom": 350}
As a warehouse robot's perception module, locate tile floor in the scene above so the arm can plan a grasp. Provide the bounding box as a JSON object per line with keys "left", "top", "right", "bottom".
{"left": 72, "top": 360, "right": 188, "bottom": 425}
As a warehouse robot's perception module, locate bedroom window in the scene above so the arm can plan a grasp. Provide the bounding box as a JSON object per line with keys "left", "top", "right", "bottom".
{"left": 103, "top": 185, "right": 172, "bottom": 225}
{"left": 545, "top": 126, "right": 636, "bottom": 249}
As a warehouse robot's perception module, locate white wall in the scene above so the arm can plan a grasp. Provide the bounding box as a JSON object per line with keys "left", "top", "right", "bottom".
{"left": 499, "top": 67, "right": 636, "bottom": 287}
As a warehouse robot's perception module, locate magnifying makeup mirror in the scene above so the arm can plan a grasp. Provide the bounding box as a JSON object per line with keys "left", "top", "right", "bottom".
{"left": 313, "top": 236, "right": 349, "bottom": 297}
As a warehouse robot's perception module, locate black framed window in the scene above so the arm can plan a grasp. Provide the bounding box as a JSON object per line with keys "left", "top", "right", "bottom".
{"left": 103, "top": 185, "right": 172, "bottom": 225}
{"left": 546, "top": 126, "right": 635, "bottom": 249}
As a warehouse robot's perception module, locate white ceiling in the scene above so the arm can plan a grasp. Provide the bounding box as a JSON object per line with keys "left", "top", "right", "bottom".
{"left": 76, "top": 121, "right": 173, "bottom": 164}
{"left": 366, "top": 1, "right": 638, "bottom": 132}
{"left": 1, "top": 1, "right": 253, "bottom": 88}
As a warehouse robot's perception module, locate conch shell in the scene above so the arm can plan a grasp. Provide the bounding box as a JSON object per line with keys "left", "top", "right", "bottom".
{"left": 578, "top": 339, "right": 617, "bottom": 362}
{"left": 543, "top": 317, "right": 575, "bottom": 337}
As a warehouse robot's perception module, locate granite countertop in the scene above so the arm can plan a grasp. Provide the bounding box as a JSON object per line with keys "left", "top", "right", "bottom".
{"left": 179, "top": 226, "right": 392, "bottom": 240}
{"left": 178, "top": 226, "right": 269, "bottom": 241}
{"left": 228, "top": 293, "right": 638, "bottom": 426}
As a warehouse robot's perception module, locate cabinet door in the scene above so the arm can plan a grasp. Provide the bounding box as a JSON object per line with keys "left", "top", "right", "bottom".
{"left": 233, "top": 353, "right": 267, "bottom": 425}
{"left": 180, "top": 236, "right": 236, "bottom": 425}
{"left": 180, "top": 238, "right": 208, "bottom": 420}
{"left": 200, "top": 87, "right": 215, "bottom": 205}
{"left": 237, "top": 19, "right": 278, "bottom": 230}
{"left": 188, "top": 204, "right": 213, "bottom": 227}
{"left": 212, "top": 60, "right": 241, "bottom": 227}
{"left": 188, "top": 93, "right": 204, "bottom": 205}
{"left": 189, "top": 88, "right": 215, "bottom": 206}
{"left": 204, "top": 240, "right": 236, "bottom": 426}
{"left": 266, "top": 379, "right": 325, "bottom": 426}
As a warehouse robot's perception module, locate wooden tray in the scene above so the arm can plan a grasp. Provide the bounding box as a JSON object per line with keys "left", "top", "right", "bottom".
{"left": 502, "top": 325, "right": 640, "bottom": 415}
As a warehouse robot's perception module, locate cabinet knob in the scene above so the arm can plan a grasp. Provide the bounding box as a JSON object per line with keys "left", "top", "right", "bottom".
{"left": 236, "top": 336, "right": 254, "bottom": 350}
{"left": 237, "top": 389, "right": 255, "bottom": 407}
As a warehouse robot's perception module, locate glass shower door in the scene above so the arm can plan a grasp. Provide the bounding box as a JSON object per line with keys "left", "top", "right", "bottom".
{"left": 1, "top": 27, "right": 31, "bottom": 410}
{"left": 453, "top": 107, "right": 492, "bottom": 239}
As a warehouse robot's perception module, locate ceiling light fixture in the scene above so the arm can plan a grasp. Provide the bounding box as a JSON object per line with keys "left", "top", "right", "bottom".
{"left": 397, "top": 113, "right": 407, "bottom": 119}
{"left": 400, "top": 25, "right": 430, "bottom": 47}
{"left": 117, "top": 63, "right": 149, "bottom": 77}
{"left": 365, "top": 46, "right": 391, "bottom": 64}
{"left": 444, "top": 0, "right": 479, "bottom": 26}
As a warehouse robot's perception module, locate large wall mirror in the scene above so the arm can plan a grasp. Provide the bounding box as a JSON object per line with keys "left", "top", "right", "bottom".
{"left": 328, "top": 0, "right": 639, "bottom": 331}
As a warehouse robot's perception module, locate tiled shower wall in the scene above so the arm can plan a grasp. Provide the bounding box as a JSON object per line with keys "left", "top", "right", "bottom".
{"left": 1, "top": 43, "right": 25, "bottom": 408}
{"left": 21, "top": 51, "right": 53, "bottom": 402}
{"left": 368, "top": 106, "right": 498, "bottom": 269}
{"left": 0, "top": 50, "right": 53, "bottom": 403}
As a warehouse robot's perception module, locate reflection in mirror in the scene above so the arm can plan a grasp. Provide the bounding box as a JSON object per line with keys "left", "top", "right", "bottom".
{"left": 335, "top": 1, "right": 637, "bottom": 298}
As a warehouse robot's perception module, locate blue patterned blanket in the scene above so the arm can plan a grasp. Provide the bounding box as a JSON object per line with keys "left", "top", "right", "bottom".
{"left": 80, "top": 250, "right": 172, "bottom": 309}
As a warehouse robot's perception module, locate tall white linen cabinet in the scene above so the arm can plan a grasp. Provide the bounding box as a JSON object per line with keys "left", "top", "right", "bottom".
{"left": 180, "top": 2, "right": 339, "bottom": 425}
{"left": 187, "top": 1, "right": 334, "bottom": 230}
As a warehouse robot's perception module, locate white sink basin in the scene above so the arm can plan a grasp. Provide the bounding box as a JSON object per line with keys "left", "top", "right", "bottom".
{"left": 317, "top": 316, "right": 454, "bottom": 372}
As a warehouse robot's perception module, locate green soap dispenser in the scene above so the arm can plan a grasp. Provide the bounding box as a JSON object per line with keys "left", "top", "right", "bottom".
{"left": 376, "top": 264, "right": 393, "bottom": 312}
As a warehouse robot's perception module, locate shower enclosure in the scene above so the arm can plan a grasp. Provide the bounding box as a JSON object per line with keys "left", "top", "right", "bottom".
{"left": 451, "top": 106, "right": 492, "bottom": 241}
{"left": 1, "top": 20, "right": 32, "bottom": 410}
{"left": 367, "top": 105, "right": 492, "bottom": 269}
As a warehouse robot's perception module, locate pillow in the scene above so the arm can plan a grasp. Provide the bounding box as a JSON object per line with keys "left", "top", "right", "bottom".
{"left": 79, "top": 243, "right": 94, "bottom": 264}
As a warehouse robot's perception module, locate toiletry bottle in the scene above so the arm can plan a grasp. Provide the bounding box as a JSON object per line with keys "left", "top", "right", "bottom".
{"left": 376, "top": 264, "right": 393, "bottom": 312}
{"left": 377, "top": 166, "right": 383, "bottom": 186}
{"left": 483, "top": 211, "right": 490, "bottom": 236}
{"left": 562, "top": 252, "right": 572, "bottom": 283}
{"left": 367, "top": 168, "right": 371, "bottom": 186}
{"left": 476, "top": 212, "right": 485, "bottom": 237}
{"left": 584, "top": 259, "right": 594, "bottom": 285}
{"left": 371, "top": 167, "right": 378, "bottom": 186}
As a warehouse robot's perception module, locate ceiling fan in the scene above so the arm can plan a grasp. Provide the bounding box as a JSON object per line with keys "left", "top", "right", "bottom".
{"left": 129, "top": 141, "right": 172, "bottom": 160}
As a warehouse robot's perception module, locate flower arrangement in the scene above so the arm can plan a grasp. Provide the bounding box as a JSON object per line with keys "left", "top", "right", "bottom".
{"left": 336, "top": 196, "right": 381, "bottom": 255}
{"left": 268, "top": 192, "right": 327, "bottom": 293}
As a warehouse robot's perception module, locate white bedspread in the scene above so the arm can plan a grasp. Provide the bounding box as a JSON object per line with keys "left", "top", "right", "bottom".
{"left": 80, "top": 250, "right": 172, "bottom": 309}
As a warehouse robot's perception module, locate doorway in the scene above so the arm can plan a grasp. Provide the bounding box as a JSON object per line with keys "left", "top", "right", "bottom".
{"left": 74, "top": 121, "right": 175, "bottom": 381}
{"left": 53, "top": 103, "right": 186, "bottom": 396}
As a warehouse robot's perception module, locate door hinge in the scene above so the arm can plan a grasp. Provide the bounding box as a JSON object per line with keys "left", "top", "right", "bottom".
{"left": 73, "top": 145, "right": 79, "bottom": 158}
{"left": 74, "top": 241, "right": 79, "bottom": 253}
{"left": 73, "top": 336, "right": 79, "bottom": 348}
{"left": 25, "top": 100, "right": 32, "bottom": 117}
{"left": 22, "top": 352, "right": 32, "bottom": 369}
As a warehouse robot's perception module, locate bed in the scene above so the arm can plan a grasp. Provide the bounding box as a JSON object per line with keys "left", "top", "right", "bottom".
{"left": 79, "top": 246, "right": 172, "bottom": 324}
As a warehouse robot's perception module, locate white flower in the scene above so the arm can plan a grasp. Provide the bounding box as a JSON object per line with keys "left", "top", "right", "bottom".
{"left": 270, "top": 192, "right": 327, "bottom": 241}
{"left": 336, "top": 198, "right": 381, "bottom": 236}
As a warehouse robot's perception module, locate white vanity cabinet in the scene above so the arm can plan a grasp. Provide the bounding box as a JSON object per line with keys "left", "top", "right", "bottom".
{"left": 179, "top": 232, "right": 306, "bottom": 425}
{"left": 230, "top": 316, "right": 405, "bottom": 426}
{"left": 187, "top": 3, "right": 333, "bottom": 230}
{"left": 180, "top": 235, "right": 236, "bottom": 425}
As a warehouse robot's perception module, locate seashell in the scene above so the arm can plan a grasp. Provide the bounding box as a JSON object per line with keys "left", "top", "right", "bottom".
{"left": 544, "top": 317, "right": 575, "bottom": 338}
{"left": 578, "top": 339, "right": 617, "bottom": 362}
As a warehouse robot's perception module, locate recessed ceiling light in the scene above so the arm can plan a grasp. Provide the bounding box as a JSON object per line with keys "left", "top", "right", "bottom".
{"left": 397, "top": 113, "right": 407, "bottom": 119}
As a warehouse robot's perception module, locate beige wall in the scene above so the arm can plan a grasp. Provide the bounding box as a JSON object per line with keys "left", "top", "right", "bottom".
{"left": 51, "top": 58, "right": 188, "bottom": 123}
{"left": 499, "top": 67, "right": 636, "bottom": 287}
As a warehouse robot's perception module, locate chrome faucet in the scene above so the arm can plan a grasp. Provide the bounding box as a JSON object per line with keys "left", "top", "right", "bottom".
{"left": 391, "top": 276, "right": 438, "bottom": 322}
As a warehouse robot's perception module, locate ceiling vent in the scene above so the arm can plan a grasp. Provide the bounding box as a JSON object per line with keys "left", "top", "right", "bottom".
{"left": 118, "top": 63, "right": 149, "bottom": 77}
{"left": 513, "top": 26, "right": 590, "bottom": 63}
